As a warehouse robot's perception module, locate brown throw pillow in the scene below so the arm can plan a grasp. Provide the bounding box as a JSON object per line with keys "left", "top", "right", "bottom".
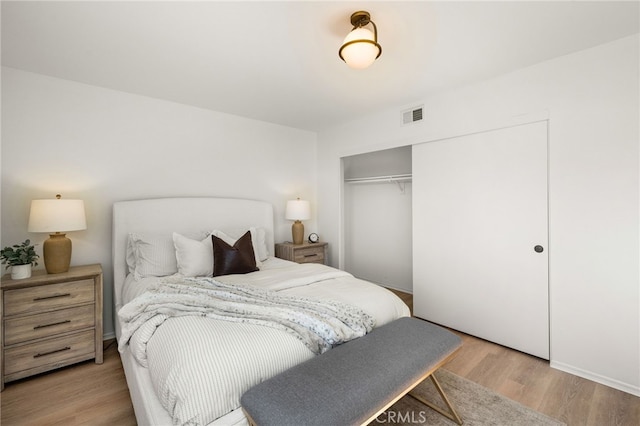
{"left": 212, "top": 231, "right": 259, "bottom": 277}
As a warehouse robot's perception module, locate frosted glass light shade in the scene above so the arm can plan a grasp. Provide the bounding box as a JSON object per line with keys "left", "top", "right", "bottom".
{"left": 340, "top": 27, "right": 380, "bottom": 69}
{"left": 28, "top": 199, "right": 87, "bottom": 233}
{"left": 285, "top": 199, "right": 311, "bottom": 221}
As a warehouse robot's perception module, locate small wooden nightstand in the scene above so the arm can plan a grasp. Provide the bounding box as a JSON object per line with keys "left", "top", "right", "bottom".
{"left": 0, "top": 264, "right": 103, "bottom": 390}
{"left": 275, "top": 242, "right": 328, "bottom": 265}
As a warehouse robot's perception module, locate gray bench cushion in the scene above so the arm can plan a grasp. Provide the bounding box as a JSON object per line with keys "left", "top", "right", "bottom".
{"left": 241, "top": 317, "right": 462, "bottom": 426}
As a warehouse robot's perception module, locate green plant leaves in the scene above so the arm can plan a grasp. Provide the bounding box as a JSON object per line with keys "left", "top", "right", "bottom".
{"left": 0, "top": 239, "right": 39, "bottom": 268}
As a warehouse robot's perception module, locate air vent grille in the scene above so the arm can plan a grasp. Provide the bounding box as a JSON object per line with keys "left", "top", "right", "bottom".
{"left": 402, "top": 106, "right": 424, "bottom": 125}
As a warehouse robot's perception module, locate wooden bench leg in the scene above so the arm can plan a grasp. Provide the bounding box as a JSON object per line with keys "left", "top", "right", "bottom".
{"left": 408, "top": 374, "right": 463, "bottom": 425}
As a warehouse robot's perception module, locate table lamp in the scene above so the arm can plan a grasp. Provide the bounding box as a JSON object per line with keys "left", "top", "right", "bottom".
{"left": 285, "top": 199, "right": 310, "bottom": 245}
{"left": 28, "top": 194, "right": 87, "bottom": 274}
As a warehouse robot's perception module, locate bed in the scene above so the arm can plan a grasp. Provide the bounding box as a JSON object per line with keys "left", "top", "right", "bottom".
{"left": 113, "top": 197, "right": 410, "bottom": 425}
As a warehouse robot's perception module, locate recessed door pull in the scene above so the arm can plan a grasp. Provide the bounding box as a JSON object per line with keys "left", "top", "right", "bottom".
{"left": 534, "top": 245, "right": 544, "bottom": 253}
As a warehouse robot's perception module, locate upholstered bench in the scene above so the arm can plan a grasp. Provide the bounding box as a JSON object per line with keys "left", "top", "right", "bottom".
{"left": 241, "top": 317, "right": 463, "bottom": 426}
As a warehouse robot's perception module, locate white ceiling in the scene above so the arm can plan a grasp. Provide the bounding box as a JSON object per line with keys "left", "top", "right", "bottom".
{"left": 2, "top": 1, "right": 638, "bottom": 131}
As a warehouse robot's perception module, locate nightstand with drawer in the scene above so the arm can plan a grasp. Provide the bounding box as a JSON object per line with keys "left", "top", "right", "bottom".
{"left": 275, "top": 242, "right": 328, "bottom": 265}
{"left": 1, "top": 264, "right": 103, "bottom": 390}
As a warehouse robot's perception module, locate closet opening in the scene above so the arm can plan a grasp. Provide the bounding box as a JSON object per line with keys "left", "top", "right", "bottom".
{"left": 341, "top": 146, "right": 413, "bottom": 293}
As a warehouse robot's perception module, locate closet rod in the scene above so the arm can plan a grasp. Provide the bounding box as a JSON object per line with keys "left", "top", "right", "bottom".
{"left": 344, "top": 173, "right": 412, "bottom": 184}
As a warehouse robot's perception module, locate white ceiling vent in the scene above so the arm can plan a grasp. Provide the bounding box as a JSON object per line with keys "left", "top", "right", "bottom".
{"left": 402, "top": 105, "right": 424, "bottom": 125}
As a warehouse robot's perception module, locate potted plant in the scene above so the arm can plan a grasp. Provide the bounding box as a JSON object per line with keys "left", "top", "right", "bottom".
{"left": 1, "top": 239, "right": 39, "bottom": 280}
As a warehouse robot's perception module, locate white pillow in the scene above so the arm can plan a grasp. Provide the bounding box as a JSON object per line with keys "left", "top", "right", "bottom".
{"left": 211, "top": 227, "right": 263, "bottom": 266}
{"left": 254, "top": 227, "right": 269, "bottom": 261}
{"left": 126, "top": 238, "right": 137, "bottom": 274}
{"left": 128, "top": 233, "right": 178, "bottom": 280}
{"left": 220, "top": 227, "right": 268, "bottom": 260}
{"left": 173, "top": 232, "right": 213, "bottom": 277}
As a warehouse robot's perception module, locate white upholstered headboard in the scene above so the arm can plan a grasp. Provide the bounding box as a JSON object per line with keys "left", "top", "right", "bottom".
{"left": 112, "top": 197, "right": 274, "bottom": 336}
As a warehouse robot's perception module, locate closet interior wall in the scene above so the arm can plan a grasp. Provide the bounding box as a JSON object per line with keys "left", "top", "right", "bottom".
{"left": 342, "top": 146, "right": 413, "bottom": 293}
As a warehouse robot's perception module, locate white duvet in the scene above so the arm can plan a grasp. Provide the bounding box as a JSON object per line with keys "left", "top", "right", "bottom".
{"left": 120, "top": 260, "right": 410, "bottom": 426}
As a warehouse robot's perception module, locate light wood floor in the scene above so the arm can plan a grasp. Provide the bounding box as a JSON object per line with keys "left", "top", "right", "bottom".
{"left": 1, "top": 291, "right": 638, "bottom": 425}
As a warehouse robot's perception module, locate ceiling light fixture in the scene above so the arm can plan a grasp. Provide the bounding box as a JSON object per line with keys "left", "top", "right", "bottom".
{"left": 338, "top": 11, "right": 382, "bottom": 69}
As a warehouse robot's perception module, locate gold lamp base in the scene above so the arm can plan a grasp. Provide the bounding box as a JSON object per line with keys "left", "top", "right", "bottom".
{"left": 43, "top": 233, "right": 72, "bottom": 274}
{"left": 291, "top": 220, "right": 304, "bottom": 245}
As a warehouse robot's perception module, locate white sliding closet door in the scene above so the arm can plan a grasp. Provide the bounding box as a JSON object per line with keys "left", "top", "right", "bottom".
{"left": 413, "top": 121, "right": 549, "bottom": 359}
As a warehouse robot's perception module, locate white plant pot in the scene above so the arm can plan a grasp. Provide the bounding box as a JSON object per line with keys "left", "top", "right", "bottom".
{"left": 11, "top": 264, "right": 32, "bottom": 280}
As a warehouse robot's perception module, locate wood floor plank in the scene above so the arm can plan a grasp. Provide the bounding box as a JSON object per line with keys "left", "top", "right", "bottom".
{"left": 1, "top": 290, "right": 638, "bottom": 425}
{"left": 587, "top": 384, "right": 640, "bottom": 426}
{"left": 0, "top": 341, "right": 135, "bottom": 425}
{"left": 501, "top": 355, "right": 553, "bottom": 411}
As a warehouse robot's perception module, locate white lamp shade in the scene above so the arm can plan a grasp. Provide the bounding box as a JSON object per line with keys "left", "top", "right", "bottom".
{"left": 341, "top": 27, "right": 380, "bottom": 69}
{"left": 285, "top": 199, "right": 311, "bottom": 221}
{"left": 28, "top": 199, "right": 87, "bottom": 233}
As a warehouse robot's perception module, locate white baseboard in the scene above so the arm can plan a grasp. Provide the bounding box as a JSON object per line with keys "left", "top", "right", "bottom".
{"left": 103, "top": 331, "right": 116, "bottom": 341}
{"left": 382, "top": 284, "right": 413, "bottom": 294}
{"left": 350, "top": 274, "right": 413, "bottom": 294}
{"left": 550, "top": 360, "right": 640, "bottom": 397}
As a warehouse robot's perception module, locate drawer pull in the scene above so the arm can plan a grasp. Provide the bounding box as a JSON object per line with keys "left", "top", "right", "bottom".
{"left": 33, "top": 293, "right": 71, "bottom": 301}
{"left": 33, "top": 320, "right": 72, "bottom": 330}
{"left": 34, "top": 346, "right": 71, "bottom": 358}
{"left": 303, "top": 254, "right": 318, "bottom": 258}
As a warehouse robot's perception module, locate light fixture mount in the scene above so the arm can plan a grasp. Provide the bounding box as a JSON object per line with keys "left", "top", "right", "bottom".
{"left": 339, "top": 10, "right": 382, "bottom": 69}
{"left": 350, "top": 10, "right": 372, "bottom": 27}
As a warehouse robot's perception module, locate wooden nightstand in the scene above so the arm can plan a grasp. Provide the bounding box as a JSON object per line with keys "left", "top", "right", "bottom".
{"left": 275, "top": 242, "right": 328, "bottom": 265}
{"left": 0, "top": 264, "right": 103, "bottom": 390}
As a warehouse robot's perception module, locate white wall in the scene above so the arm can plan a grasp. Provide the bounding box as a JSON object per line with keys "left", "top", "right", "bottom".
{"left": 344, "top": 182, "right": 412, "bottom": 292}
{"left": 1, "top": 67, "right": 317, "bottom": 339}
{"left": 317, "top": 35, "right": 639, "bottom": 395}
